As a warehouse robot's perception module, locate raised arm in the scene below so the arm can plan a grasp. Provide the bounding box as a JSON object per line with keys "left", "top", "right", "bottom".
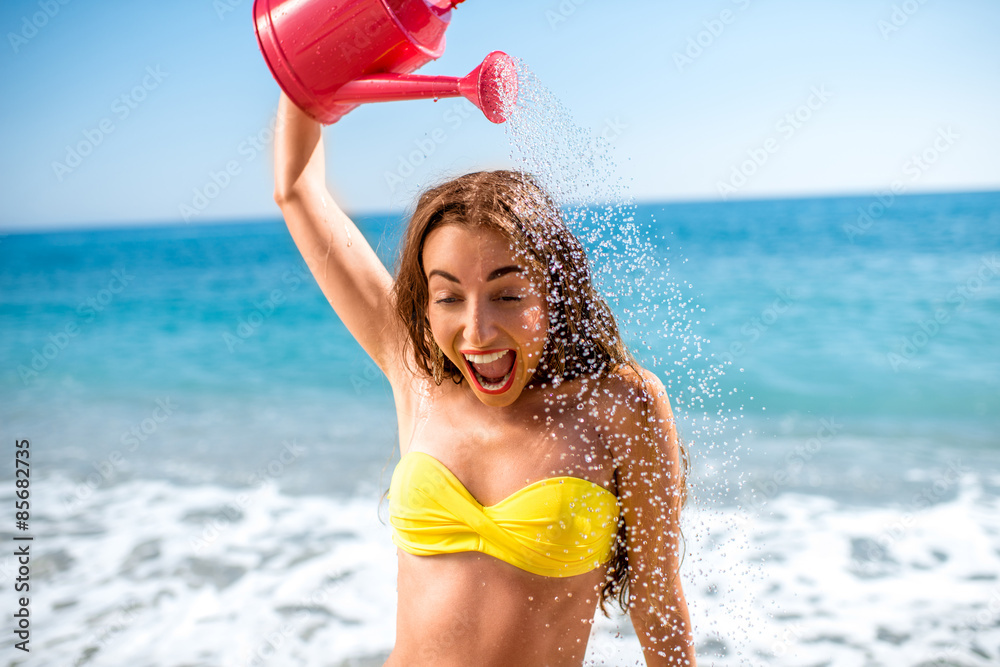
{"left": 272, "top": 92, "right": 403, "bottom": 376}
{"left": 611, "top": 369, "right": 696, "bottom": 666}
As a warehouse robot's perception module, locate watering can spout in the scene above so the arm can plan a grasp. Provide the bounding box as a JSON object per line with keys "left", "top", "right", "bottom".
{"left": 253, "top": 0, "right": 516, "bottom": 124}
{"left": 329, "top": 51, "right": 518, "bottom": 124}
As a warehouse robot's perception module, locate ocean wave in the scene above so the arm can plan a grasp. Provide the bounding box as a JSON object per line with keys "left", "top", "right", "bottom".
{"left": 5, "top": 472, "right": 997, "bottom": 666}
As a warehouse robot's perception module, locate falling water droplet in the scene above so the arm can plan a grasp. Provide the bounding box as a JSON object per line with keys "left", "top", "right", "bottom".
{"left": 500, "top": 56, "right": 753, "bottom": 662}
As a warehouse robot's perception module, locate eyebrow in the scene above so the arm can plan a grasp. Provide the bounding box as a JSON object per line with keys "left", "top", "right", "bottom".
{"left": 428, "top": 265, "right": 525, "bottom": 284}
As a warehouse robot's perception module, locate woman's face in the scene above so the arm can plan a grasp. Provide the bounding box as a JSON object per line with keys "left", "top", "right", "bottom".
{"left": 423, "top": 224, "right": 548, "bottom": 407}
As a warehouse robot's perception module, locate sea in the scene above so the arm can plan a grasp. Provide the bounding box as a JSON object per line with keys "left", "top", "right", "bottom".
{"left": 1, "top": 189, "right": 998, "bottom": 666}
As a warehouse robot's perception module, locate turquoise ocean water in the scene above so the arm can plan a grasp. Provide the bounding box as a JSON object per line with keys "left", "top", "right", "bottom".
{"left": 1, "top": 190, "right": 998, "bottom": 665}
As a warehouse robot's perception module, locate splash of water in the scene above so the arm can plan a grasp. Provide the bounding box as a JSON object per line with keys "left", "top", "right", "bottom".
{"left": 502, "top": 58, "right": 765, "bottom": 663}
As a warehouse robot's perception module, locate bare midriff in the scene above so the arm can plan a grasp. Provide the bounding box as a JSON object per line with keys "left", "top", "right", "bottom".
{"left": 388, "top": 550, "right": 606, "bottom": 667}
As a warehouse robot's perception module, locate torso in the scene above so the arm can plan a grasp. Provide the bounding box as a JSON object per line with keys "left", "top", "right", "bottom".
{"left": 386, "top": 369, "right": 621, "bottom": 666}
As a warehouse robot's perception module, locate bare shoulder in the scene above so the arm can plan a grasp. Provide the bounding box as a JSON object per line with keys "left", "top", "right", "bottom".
{"left": 594, "top": 365, "right": 678, "bottom": 462}
{"left": 613, "top": 364, "right": 668, "bottom": 397}
{"left": 594, "top": 364, "right": 673, "bottom": 422}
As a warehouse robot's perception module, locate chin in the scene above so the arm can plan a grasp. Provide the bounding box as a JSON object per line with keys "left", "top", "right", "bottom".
{"left": 473, "top": 382, "right": 524, "bottom": 407}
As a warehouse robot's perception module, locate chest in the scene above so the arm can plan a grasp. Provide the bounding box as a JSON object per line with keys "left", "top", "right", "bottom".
{"left": 396, "top": 381, "right": 615, "bottom": 507}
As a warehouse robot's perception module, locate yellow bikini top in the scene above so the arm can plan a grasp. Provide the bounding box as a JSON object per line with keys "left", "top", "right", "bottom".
{"left": 388, "top": 451, "right": 620, "bottom": 578}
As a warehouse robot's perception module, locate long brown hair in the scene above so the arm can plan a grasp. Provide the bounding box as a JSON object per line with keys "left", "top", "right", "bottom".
{"left": 390, "top": 169, "right": 681, "bottom": 613}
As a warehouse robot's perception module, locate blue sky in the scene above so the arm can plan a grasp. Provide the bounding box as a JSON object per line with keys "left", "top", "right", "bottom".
{"left": 1, "top": 0, "right": 998, "bottom": 230}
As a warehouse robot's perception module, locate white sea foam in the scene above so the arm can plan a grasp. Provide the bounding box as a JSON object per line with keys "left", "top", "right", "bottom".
{"left": 5, "top": 472, "right": 997, "bottom": 666}
{"left": 668, "top": 472, "right": 1000, "bottom": 666}
{"left": 3, "top": 475, "right": 398, "bottom": 666}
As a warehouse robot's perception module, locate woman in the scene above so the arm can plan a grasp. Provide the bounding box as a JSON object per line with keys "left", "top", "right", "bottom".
{"left": 272, "top": 92, "right": 696, "bottom": 666}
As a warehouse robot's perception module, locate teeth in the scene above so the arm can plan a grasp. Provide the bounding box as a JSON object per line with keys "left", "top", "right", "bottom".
{"left": 478, "top": 370, "right": 512, "bottom": 391}
{"left": 463, "top": 350, "right": 510, "bottom": 364}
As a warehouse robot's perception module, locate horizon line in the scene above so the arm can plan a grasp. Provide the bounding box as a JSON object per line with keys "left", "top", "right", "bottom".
{"left": 2, "top": 185, "right": 998, "bottom": 236}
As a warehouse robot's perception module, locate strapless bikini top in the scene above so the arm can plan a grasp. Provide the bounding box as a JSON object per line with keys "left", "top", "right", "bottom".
{"left": 388, "top": 451, "right": 620, "bottom": 578}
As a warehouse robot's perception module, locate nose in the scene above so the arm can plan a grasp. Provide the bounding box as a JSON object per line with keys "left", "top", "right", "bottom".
{"left": 463, "top": 298, "right": 498, "bottom": 347}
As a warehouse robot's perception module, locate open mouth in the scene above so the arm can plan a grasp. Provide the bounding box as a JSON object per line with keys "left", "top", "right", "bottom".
{"left": 462, "top": 349, "right": 517, "bottom": 394}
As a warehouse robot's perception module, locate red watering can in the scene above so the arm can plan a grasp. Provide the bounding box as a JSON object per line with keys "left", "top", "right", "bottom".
{"left": 253, "top": 0, "right": 518, "bottom": 124}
